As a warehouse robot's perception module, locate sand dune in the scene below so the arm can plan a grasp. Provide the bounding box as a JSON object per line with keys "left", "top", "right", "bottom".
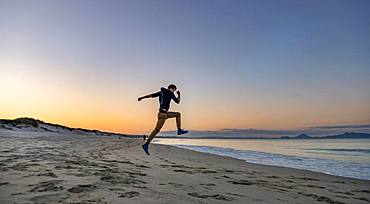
{"left": 0, "top": 128, "right": 369, "bottom": 204}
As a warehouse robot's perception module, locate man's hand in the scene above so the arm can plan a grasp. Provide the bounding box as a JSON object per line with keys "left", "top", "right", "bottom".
{"left": 175, "top": 91, "right": 181, "bottom": 103}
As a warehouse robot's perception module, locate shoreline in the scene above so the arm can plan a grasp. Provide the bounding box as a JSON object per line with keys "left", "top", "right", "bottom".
{"left": 156, "top": 143, "right": 370, "bottom": 182}
{"left": 158, "top": 142, "right": 370, "bottom": 181}
{"left": 1, "top": 130, "right": 369, "bottom": 203}
{"left": 154, "top": 136, "right": 370, "bottom": 181}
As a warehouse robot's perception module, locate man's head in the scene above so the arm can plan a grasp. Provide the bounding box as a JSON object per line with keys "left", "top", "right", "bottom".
{"left": 168, "top": 84, "right": 177, "bottom": 92}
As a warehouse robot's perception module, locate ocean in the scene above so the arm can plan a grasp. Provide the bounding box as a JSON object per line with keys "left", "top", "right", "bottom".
{"left": 154, "top": 138, "right": 370, "bottom": 180}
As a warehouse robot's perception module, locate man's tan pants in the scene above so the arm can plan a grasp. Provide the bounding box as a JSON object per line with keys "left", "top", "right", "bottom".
{"left": 146, "top": 112, "right": 181, "bottom": 144}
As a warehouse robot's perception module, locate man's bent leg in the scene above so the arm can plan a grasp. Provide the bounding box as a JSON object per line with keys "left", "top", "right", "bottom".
{"left": 146, "top": 113, "right": 167, "bottom": 144}
{"left": 166, "top": 112, "right": 181, "bottom": 130}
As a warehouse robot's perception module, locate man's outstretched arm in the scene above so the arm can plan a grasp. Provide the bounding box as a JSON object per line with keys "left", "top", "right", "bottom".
{"left": 138, "top": 91, "right": 160, "bottom": 101}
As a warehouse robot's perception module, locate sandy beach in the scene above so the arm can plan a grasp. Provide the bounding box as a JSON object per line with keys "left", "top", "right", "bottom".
{"left": 0, "top": 129, "right": 369, "bottom": 204}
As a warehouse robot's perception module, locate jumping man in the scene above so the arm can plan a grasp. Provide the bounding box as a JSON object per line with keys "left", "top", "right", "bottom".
{"left": 138, "top": 84, "right": 189, "bottom": 155}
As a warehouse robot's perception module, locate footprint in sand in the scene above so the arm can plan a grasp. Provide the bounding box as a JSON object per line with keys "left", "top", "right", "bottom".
{"left": 266, "top": 175, "right": 280, "bottom": 179}
{"left": 161, "top": 164, "right": 217, "bottom": 174}
{"left": 102, "top": 159, "right": 134, "bottom": 165}
{"left": 228, "top": 179, "right": 254, "bottom": 185}
{"left": 199, "top": 183, "right": 216, "bottom": 186}
{"left": 36, "top": 172, "right": 58, "bottom": 178}
{"left": 0, "top": 182, "right": 10, "bottom": 186}
{"left": 303, "top": 184, "right": 326, "bottom": 189}
{"left": 67, "top": 184, "right": 97, "bottom": 193}
{"left": 199, "top": 183, "right": 216, "bottom": 190}
{"left": 135, "top": 164, "right": 150, "bottom": 169}
{"left": 29, "top": 180, "right": 64, "bottom": 192}
{"left": 352, "top": 189, "right": 370, "bottom": 194}
{"left": 354, "top": 197, "right": 370, "bottom": 202}
{"left": 55, "top": 163, "right": 79, "bottom": 170}
{"left": 168, "top": 182, "right": 185, "bottom": 188}
{"left": 118, "top": 191, "right": 140, "bottom": 198}
{"left": 99, "top": 172, "right": 147, "bottom": 185}
{"left": 173, "top": 169, "right": 194, "bottom": 174}
{"left": 188, "top": 192, "right": 234, "bottom": 201}
{"left": 292, "top": 177, "right": 320, "bottom": 181}
{"left": 297, "top": 192, "right": 346, "bottom": 204}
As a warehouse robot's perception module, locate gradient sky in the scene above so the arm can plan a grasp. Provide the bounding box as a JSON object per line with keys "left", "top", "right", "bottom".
{"left": 0, "top": 0, "right": 369, "bottom": 134}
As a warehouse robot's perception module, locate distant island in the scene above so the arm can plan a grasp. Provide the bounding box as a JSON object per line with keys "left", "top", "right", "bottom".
{"left": 281, "top": 132, "right": 370, "bottom": 139}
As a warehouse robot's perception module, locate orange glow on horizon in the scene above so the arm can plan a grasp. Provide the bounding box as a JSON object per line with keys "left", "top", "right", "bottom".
{"left": 1, "top": 61, "right": 369, "bottom": 135}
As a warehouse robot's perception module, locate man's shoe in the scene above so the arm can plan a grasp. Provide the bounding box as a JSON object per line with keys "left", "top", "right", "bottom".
{"left": 142, "top": 143, "right": 150, "bottom": 155}
{"left": 177, "top": 129, "right": 189, "bottom": 135}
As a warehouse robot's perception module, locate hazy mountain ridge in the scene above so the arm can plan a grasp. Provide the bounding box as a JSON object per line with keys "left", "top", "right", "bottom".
{"left": 282, "top": 132, "right": 370, "bottom": 139}
{"left": 0, "top": 117, "right": 139, "bottom": 138}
